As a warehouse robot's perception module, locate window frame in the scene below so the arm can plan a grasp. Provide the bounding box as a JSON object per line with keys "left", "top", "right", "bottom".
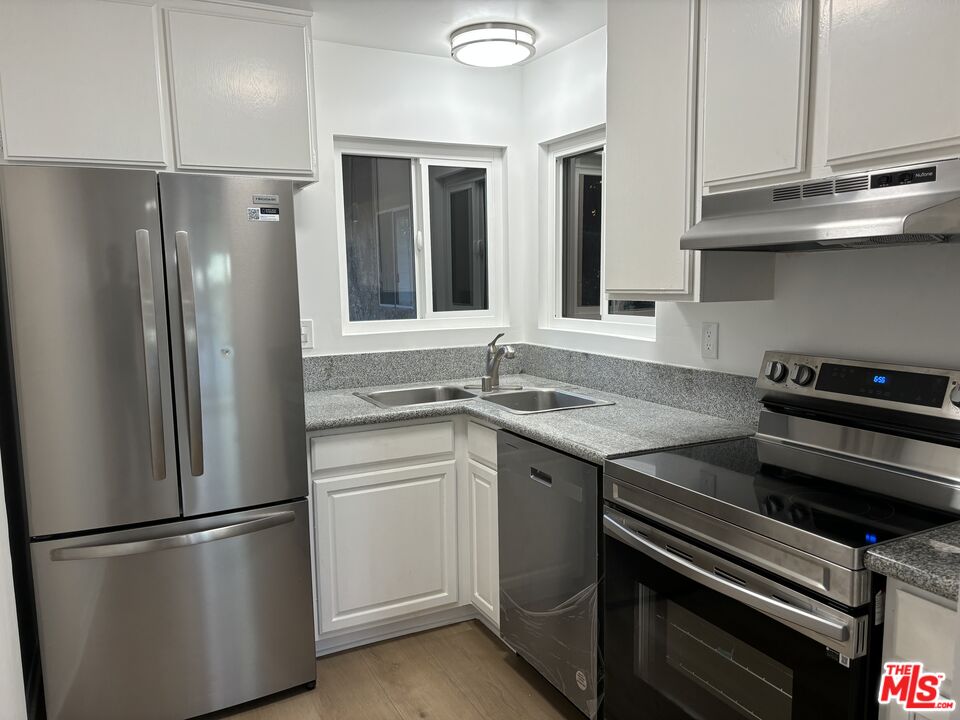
{"left": 334, "top": 137, "right": 506, "bottom": 335}
{"left": 539, "top": 126, "right": 656, "bottom": 341}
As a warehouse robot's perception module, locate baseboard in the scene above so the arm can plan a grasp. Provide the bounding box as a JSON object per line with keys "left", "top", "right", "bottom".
{"left": 315, "top": 604, "right": 488, "bottom": 656}
{"left": 473, "top": 610, "right": 500, "bottom": 638}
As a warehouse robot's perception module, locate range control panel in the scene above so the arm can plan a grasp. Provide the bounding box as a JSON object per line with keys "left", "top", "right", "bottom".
{"left": 756, "top": 351, "right": 960, "bottom": 419}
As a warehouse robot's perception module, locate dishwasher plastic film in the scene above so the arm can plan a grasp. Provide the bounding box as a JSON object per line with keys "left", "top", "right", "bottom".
{"left": 501, "top": 581, "right": 603, "bottom": 719}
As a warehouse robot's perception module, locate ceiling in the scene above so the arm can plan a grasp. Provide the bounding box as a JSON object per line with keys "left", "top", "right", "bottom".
{"left": 258, "top": 0, "right": 606, "bottom": 59}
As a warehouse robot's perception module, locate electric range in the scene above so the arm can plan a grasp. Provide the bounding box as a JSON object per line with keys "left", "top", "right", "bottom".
{"left": 601, "top": 351, "right": 960, "bottom": 720}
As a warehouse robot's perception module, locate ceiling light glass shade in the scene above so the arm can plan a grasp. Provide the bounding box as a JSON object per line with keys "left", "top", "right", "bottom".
{"left": 450, "top": 23, "right": 536, "bottom": 67}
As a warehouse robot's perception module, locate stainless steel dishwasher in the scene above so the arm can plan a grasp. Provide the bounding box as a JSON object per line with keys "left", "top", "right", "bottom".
{"left": 498, "top": 431, "right": 600, "bottom": 718}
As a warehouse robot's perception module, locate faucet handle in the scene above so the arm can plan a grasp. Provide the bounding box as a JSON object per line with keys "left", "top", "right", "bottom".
{"left": 488, "top": 332, "right": 505, "bottom": 349}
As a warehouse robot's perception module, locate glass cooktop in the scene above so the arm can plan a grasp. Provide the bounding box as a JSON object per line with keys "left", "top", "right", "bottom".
{"left": 606, "top": 437, "right": 960, "bottom": 552}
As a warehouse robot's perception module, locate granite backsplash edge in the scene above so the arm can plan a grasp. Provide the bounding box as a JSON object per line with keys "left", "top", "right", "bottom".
{"left": 302, "top": 344, "right": 761, "bottom": 426}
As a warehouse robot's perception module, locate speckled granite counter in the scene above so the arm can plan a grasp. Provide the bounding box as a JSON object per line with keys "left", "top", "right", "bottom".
{"left": 866, "top": 523, "right": 960, "bottom": 601}
{"left": 304, "top": 373, "right": 754, "bottom": 465}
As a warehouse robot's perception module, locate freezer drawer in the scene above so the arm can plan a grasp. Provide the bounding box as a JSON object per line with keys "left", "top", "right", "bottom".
{"left": 498, "top": 432, "right": 600, "bottom": 718}
{"left": 31, "top": 500, "right": 315, "bottom": 720}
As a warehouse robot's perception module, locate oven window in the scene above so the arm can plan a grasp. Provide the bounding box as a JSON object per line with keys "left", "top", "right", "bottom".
{"left": 649, "top": 592, "right": 793, "bottom": 719}
{"left": 604, "top": 531, "right": 872, "bottom": 720}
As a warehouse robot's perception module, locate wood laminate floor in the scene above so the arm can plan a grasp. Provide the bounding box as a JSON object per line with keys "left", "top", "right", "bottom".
{"left": 210, "top": 620, "right": 585, "bottom": 720}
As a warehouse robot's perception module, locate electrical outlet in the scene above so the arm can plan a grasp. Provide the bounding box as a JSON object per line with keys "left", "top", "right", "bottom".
{"left": 300, "top": 319, "right": 314, "bottom": 350}
{"left": 701, "top": 322, "right": 719, "bottom": 360}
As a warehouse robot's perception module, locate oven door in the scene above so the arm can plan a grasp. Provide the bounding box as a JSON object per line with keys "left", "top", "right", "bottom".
{"left": 603, "top": 507, "right": 876, "bottom": 720}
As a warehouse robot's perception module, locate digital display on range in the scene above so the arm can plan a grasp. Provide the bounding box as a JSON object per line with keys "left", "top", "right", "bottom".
{"left": 816, "top": 363, "right": 950, "bottom": 408}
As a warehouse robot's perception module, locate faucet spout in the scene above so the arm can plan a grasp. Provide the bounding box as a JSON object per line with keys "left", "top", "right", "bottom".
{"left": 483, "top": 333, "right": 515, "bottom": 391}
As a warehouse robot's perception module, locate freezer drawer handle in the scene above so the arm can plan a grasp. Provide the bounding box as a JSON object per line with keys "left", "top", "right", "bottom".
{"left": 603, "top": 513, "right": 850, "bottom": 642}
{"left": 135, "top": 229, "right": 165, "bottom": 482}
{"left": 49, "top": 511, "right": 295, "bottom": 561}
{"left": 176, "top": 230, "right": 204, "bottom": 477}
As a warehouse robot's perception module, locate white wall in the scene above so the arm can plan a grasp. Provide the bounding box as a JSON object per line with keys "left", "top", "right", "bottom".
{"left": 297, "top": 25, "right": 960, "bottom": 377}
{"left": 520, "top": 27, "right": 960, "bottom": 376}
{"left": 294, "top": 36, "right": 525, "bottom": 355}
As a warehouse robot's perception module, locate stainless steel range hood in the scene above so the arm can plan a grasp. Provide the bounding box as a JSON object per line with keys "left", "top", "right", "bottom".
{"left": 681, "top": 158, "right": 960, "bottom": 251}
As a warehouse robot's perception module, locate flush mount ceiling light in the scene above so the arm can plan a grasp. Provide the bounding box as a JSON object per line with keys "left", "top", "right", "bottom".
{"left": 450, "top": 22, "right": 537, "bottom": 67}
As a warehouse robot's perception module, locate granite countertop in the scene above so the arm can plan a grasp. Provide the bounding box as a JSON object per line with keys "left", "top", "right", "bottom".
{"left": 304, "top": 373, "right": 754, "bottom": 465}
{"left": 866, "top": 522, "right": 960, "bottom": 601}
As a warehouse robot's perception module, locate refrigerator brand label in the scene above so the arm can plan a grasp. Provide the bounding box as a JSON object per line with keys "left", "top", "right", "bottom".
{"left": 252, "top": 194, "right": 280, "bottom": 204}
{"left": 247, "top": 207, "right": 280, "bottom": 222}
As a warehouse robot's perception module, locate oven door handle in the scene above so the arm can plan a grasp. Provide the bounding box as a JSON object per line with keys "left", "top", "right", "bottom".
{"left": 603, "top": 514, "right": 850, "bottom": 642}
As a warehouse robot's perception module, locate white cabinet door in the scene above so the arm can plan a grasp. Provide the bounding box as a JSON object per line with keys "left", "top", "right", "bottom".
{"left": 314, "top": 460, "right": 458, "bottom": 633}
{"left": 700, "top": 0, "right": 812, "bottom": 186}
{"left": 826, "top": 0, "right": 960, "bottom": 166}
{"left": 0, "top": 0, "right": 165, "bottom": 165}
{"left": 879, "top": 580, "right": 957, "bottom": 720}
{"left": 604, "top": 0, "right": 697, "bottom": 296}
{"left": 164, "top": 8, "right": 314, "bottom": 175}
{"left": 468, "top": 459, "right": 498, "bottom": 627}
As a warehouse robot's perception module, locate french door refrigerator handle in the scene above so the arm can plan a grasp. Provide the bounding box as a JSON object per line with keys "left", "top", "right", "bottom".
{"left": 603, "top": 513, "right": 850, "bottom": 642}
{"left": 175, "top": 230, "right": 204, "bottom": 477}
{"left": 135, "top": 229, "right": 165, "bottom": 482}
{"left": 49, "top": 511, "right": 295, "bottom": 561}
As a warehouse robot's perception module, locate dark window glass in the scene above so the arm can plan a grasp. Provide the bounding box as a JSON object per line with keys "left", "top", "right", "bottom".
{"left": 342, "top": 155, "right": 416, "bottom": 321}
{"left": 429, "top": 166, "right": 488, "bottom": 312}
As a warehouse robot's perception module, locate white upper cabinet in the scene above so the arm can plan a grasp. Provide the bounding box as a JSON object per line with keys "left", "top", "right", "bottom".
{"left": 604, "top": 0, "right": 774, "bottom": 301}
{"left": 825, "top": 0, "right": 960, "bottom": 167}
{"left": 605, "top": 0, "right": 697, "bottom": 296}
{"left": 0, "top": 0, "right": 166, "bottom": 165}
{"left": 700, "top": 0, "right": 812, "bottom": 187}
{"left": 164, "top": 8, "right": 315, "bottom": 175}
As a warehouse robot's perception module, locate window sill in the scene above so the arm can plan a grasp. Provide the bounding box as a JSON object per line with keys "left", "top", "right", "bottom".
{"left": 538, "top": 316, "right": 656, "bottom": 342}
{"left": 341, "top": 316, "right": 508, "bottom": 336}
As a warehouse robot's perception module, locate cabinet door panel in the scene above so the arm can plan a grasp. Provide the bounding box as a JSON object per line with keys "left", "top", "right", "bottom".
{"left": 314, "top": 461, "right": 458, "bottom": 633}
{"left": 468, "top": 460, "right": 498, "bottom": 626}
{"left": 0, "top": 0, "right": 165, "bottom": 164}
{"left": 701, "top": 0, "right": 811, "bottom": 185}
{"left": 827, "top": 0, "right": 960, "bottom": 165}
{"left": 605, "top": 0, "right": 697, "bottom": 295}
{"left": 165, "top": 9, "right": 313, "bottom": 174}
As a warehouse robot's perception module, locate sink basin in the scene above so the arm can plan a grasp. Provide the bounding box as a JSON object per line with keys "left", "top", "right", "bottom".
{"left": 356, "top": 385, "right": 477, "bottom": 408}
{"left": 480, "top": 388, "right": 613, "bottom": 414}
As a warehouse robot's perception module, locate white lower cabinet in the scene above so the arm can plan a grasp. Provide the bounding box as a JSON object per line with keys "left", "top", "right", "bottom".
{"left": 314, "top": 458, "right": 458, "bottom": 633}
{"left": 467, "top": 459, "right": 499, "bottom": 626}
{"left": 879, "top": 579, "right": 958, "bottom": 720}
{"left": 310, "top": 419, "right": 501, "bottom": 642}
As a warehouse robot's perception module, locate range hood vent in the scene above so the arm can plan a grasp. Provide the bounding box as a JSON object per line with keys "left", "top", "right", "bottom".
{"left": 682, "top": 159, "right": 960, "bottom": 252}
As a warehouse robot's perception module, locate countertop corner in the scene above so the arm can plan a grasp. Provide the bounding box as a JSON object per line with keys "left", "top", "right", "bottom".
{"left": 865, "top": 522, "right": 960, "bottom": 601}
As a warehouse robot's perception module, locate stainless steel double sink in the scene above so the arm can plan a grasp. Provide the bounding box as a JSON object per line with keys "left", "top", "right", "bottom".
{"left": 355, "top": 385, "right": 613, "bottom": 415}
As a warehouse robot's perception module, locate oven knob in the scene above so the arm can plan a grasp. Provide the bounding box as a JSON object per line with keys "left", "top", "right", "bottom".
{"left": 791, "top": 364, "right": 816, "bottom": 387}
{"left": 764, "top": 360, "right": 788, "bottom": 383}
{"left": 951, "top": 384, "right": 960, "bottom": 409}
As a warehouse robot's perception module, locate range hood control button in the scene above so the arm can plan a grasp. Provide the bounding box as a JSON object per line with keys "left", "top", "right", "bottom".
{"left": 764, "top": 360, "right": 788, "bottom": 383}
{"left": 791, "top": 364, "right": 816, "bottom": 387}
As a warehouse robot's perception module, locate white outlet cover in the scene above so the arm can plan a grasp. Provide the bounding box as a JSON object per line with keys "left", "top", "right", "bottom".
{"left": 701, "top": 322, "right": 719, "bottom": 360}
{"left": 300, "top": 319, "right": 314, "bottom": 350}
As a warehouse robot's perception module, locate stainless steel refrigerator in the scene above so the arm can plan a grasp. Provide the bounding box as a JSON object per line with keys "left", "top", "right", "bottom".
{"left": 0, "top": 166, "right": 315, "bottom": 720}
